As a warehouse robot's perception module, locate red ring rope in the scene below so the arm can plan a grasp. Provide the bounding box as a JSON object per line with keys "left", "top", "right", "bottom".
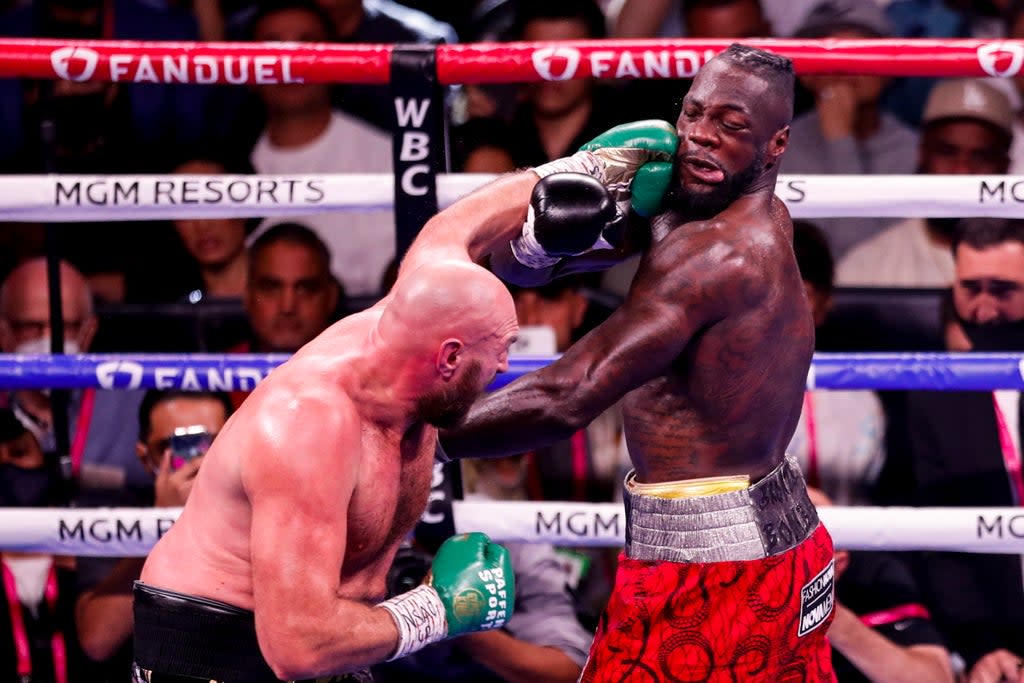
{"left": 0, "top": 38, "right": 1021, "bottom": 85}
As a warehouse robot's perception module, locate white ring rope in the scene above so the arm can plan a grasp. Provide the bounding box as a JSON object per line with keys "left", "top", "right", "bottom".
{"left": 2, "top": 504, "right": 1021, "bottom": 557}
{"left": 3, "top": 173, "right": 1024, "bottom": 221}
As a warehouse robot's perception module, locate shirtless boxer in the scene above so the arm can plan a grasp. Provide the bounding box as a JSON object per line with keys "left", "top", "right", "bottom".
{"left": 132, "top": 258, "right": 525, "bottom": 679}
{"left": 443, "top": 44, "right": 837, "bottom": 682}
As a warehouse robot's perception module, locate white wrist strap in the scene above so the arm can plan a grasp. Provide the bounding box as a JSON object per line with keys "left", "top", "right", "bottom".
{"left": 510, "top": 204, "right": 561, "bottom": 269}
{"left": 532, "top": 150, "right": 602, "bottom": 179}
{"left": 380, "top": 584, "right": 449, "bottom": 661}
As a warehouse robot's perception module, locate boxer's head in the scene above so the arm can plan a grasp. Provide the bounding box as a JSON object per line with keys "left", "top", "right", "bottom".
{"left": 668, "top": 43, "right": 793, "bottom": 219}
{"left": 379, "top": 261, "right": 518, "bottom": 428}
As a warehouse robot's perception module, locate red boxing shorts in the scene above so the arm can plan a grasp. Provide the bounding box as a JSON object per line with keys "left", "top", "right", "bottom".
{"left": 582, "top": 457, "right": 836, "bottom": 682}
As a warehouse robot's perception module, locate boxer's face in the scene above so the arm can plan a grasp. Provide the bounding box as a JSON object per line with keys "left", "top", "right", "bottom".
{"left": 669, "top": 60, "right": 787, "bottom": 217}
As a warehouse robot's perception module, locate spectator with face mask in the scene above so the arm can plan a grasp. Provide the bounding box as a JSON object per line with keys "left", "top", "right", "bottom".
{"left": 878, "top": 217, "right": 1024, "bottom": 679}
{"left": 0, "top": 408, "right": 90, "bottom": 683}
{"left": 0, "top": 258, "right": 147, "bottom": 491}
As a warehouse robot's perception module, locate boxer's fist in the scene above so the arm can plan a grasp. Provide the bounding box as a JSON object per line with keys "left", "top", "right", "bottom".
{"left": 510, "top": 173, "right": 624, "bottom": 268}
{"left": 429, "top": 533, "right": 513, "bottom": 636}
{"left": 580, "top": 120, "right": 678, "bottom": 217}
{"left": 380, "top": 532, "right": 514, "bottom": 659}
{"left": 534, "top": 120, "right": 677, "bottom": 217}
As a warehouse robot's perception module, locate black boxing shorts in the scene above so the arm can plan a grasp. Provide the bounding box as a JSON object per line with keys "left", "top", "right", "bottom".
{"left": 132, "top": 582, "right": 373, "bottom": 683}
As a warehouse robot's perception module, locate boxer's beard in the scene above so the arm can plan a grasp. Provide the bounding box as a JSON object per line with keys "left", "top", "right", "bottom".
{"left": 664, "top": 149, "right": 765, "bottom": 221}
{"left": 419, "top": 360, "right": 484, "bottom": 428}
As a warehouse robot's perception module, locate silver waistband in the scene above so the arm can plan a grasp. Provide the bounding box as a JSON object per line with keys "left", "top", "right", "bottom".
{"left": 623, "top": 457, "right": 818, "bottom": 563}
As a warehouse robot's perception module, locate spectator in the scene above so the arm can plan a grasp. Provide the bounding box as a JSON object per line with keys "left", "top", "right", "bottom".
{"left": 808, "top": 488, "right": 954, "bottom": 683}
{"left": 315, "top": 0, "right": 457, "bottom": 127}
{"left": 245, "top": 0, "right": 396, "bottom": 298}
{"left": 0, "top": 258, "right": 148, "bottom": 490}
{"left": 74, "top": 390, "right": 232, "bottom": 682}
{"left": 171, "top": 158, "right": 251, "bottom": 304}
{"left": 228, "top": 0, "right": 457, "bottom": 127}
{"left": 788, "top": 221, "right": 886, "bottom": 504}
{"left": 373, "top": 454, "right": 592, "bottom": 683}
{"left": 0, "top": 408, "right": 89, "bottom": 683}
{"left": 505, "top": 0, "right": 638, "bottom": 167}
{"left": 231, "top": 223, "right": 340, "bottom": 407}
{"left": 878, "top": 217, "right": 1024, "bottom": 673}
{"left": 0, "top": 0, "right": 208, "bottom": 162}
{"left": 837, "top": 79, "right": 1013, "bottom": 287}
{"left": 780, "top": 0, "right": 919, "bottom": 259}
{"left": 452, "top": 117, "right": 518, "bottom": 174}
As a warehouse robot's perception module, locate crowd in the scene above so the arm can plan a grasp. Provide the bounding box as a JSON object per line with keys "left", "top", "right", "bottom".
{"left": 0, "top": 0, "right": 1022, "bottom": 681}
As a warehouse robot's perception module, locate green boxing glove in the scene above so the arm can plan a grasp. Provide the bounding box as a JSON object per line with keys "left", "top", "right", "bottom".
{"left": 379, "top": 532, "right": 514, "bottom": 660}
{"left": 533, "top": 119, "right": 678, "bottom": 217}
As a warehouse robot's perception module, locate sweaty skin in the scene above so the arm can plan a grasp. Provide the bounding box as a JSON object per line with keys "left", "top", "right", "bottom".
{"left": 139, "top": 186, "right": 529, "bottom": 679}
{"left": 444, "top": 58, "right": 815, "bottom": 483}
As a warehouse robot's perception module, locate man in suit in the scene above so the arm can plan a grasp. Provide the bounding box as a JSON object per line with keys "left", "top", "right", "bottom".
{"left": 878, "top": 217, "right": 1024, "bottom": 682}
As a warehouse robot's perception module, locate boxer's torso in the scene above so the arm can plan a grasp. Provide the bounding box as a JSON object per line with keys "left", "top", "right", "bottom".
{"left": 622, "top": 195, "right": 813, "bottom": 484}
{"left": 141, "top": 310, "right": 437, "bottom": 609}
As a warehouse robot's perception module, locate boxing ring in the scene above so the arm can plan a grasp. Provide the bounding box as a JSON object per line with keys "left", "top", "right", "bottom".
{"left": 0, "top": 36, "right": 1023, "bottom": 559}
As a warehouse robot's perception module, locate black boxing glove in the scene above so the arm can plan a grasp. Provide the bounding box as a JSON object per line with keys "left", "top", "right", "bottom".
{"left": 510, "top": 172, "right": 627, "bottom": 269}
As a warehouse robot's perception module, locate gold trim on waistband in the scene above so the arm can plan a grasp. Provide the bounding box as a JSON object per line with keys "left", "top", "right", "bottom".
{"left": 626, "top": 472, "right": 751, "bottom": 499}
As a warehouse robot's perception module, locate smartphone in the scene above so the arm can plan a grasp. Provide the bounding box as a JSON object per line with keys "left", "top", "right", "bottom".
{"left": 168, "top": 426, "right": 213, "bottom": 470}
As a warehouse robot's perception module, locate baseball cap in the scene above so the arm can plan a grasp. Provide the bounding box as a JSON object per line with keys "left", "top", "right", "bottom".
{"left": 922, "top": 79, "right": 1015, "bottom": 138}
{"left": 794, "top": 0, "right": 893, "bottom": 38}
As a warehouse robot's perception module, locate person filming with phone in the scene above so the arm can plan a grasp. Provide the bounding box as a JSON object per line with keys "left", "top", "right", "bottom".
{"left": 74, "top": 390, "right": 233, "bottom": 682}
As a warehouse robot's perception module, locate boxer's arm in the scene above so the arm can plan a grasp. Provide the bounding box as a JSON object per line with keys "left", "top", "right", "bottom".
{"left": 443, "top": 224, "right": 754, "bottom": 458}
{"left": 396, "top": 172, "right": 538, "bottom": 281}
{"left": 245, "top": 394, "right": 399, "bottom": 679}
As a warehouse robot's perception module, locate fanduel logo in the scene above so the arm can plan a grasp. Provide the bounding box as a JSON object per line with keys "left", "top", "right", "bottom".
{"left": 50, "top": 46, "right": 100, "bottom": 82}
{"left": 95, "top": 361, "right": 144, "bottom": 390}
{"left": 532, "top": 46, "right": 582, "bottom": 81}
{"left": 978, "top": 42, "right": 1024, "bottom": 78}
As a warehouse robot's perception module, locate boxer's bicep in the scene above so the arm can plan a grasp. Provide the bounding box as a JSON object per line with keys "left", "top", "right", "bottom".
{"left": 245, "top": 397, "right": 361, "bottom": 651}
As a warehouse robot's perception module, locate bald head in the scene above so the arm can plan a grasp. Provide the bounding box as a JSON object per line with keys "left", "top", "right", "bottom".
{"left": 375, "top": 261, "right": 518, "bottom": 426}
{"left": 381, "top": 261, "right": 516, "bottom": 349}
{"left": 0, "top": 258, "right": 96, "bottom": 353}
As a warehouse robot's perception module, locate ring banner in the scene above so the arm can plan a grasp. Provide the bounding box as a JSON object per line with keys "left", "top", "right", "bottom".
{"left": 390, "top": 45, "right": 444, "bottom": 257}
{"left": 7, "top": 173, "right": 1024, "bottom": 222}
{"left": 4, "top": 38, "right": 1024, "bottom": 85}
{"left": 3, "top": 353, "right": 1023, "bottom": 392}
{"left": 2, "top": 505, "right": 1021, "bottom": 556}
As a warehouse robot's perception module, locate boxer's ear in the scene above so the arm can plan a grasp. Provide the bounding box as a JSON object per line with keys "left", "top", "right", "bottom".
{"left": 436, "top": 339, "right": 463, "bottom": 380}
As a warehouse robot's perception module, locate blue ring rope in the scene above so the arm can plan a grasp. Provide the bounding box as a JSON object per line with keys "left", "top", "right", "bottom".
{"left": 0, "top": 352, "right": 1020, "bottom": 391}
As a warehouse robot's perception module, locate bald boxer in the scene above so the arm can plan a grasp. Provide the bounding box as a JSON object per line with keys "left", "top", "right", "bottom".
{"left": 134, "top": 45, "right": 684, "bottom": 681}
{"left": 134, "top": 258, "right": 521, "bottom": 682}
{"left": 444, "top": 44, "right": 838, "bottom": 682}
